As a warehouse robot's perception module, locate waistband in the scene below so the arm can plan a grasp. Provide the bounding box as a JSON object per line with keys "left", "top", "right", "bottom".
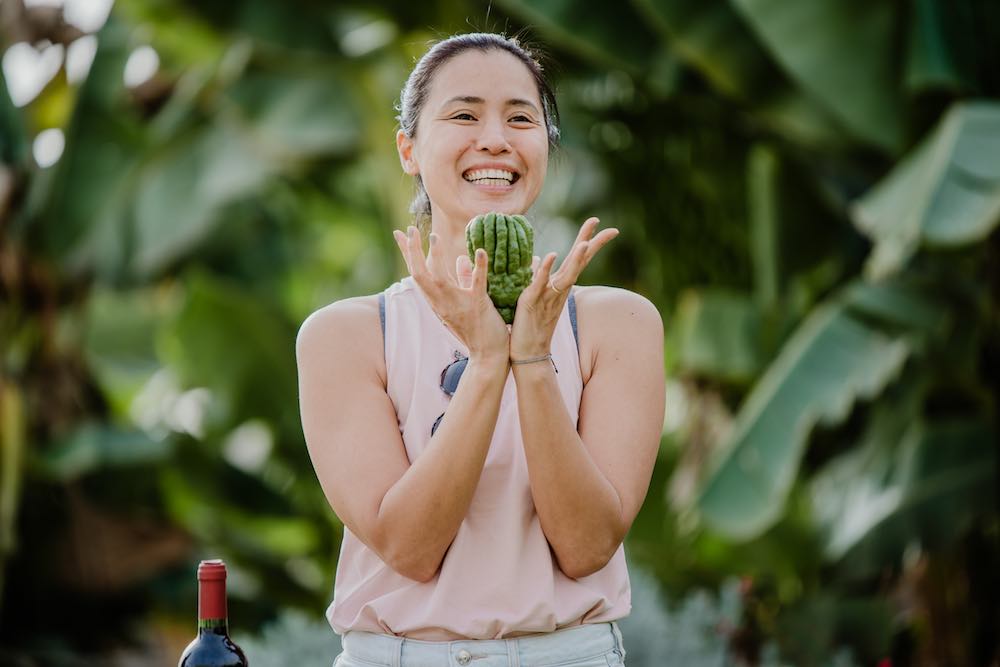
{"left": 341, "top": 622, "right": 625, "bottom": 667}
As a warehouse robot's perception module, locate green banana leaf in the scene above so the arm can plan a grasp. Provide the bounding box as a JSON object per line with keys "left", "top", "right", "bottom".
{"left": 851, "top": 102, "right": 1000, "bottom": 279}
{"left": 24, "top": 16, "right": 144, "bottom": 272}
{"left": 630, "top": 0, "right": 779, "bottom": 99}
{"left": 776, "top": 593, "right": 891, "bottom": 666}
{"left": 160, "top": 466, "right": 320, "bottom": 560}
{"left": 504, "top": 0, "right": 845, "bottom": 146}
{"left": 904, "top": 0, "right": 973, "bottom": 93}
{"left": 0, "top": 70, "right": 28, "bottom": 165}
{"left": 130, "top": 64, "right": 361, "bottom": 278}
{"left": 674, "top": 289, "right": 764, "bottom": 383}
{"left": 33, "top": 423, "right": 172, "bottom": 481}
{"left": 730, "top": 0, "right": 904, "bottom": 152}
{"left": 695, "top": 294, "right": 911, "bottom": 539}
{"left": 83, "top": 286, "right": 182, "bottom": 418}
{"left": 184, "top": 0, "right": 340, "bottom": 53}
{"left": 130, "top": 123, "right": 277, "bottom": 278}
{"left": 812, "top": 416, "right": 995, "bottom": 576}
{"left": 495, "top": 0, "right": 664, "bottom": 75}
{"left": 841, "top": 280, "right": 948, "bottom": 334}
{"left": 633, "top": 0, "right": 849, "bottom": 146}
{"left": 220, "top": 67, "right": 362, "bottom": 159}
{"left": 160, "top": 272, "right": 299, "bottom": 442}
{"left": 748, "top": 144, "right": 779, "bottom": 306}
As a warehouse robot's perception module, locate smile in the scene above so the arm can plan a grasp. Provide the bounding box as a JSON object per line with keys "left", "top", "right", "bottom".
{"left": 462, "top": 168, "right": 520, "bottom": 186}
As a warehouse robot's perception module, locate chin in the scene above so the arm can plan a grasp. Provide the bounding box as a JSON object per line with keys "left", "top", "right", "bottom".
{"left": 479, "top": 196, "right": 529, "bottom": 214}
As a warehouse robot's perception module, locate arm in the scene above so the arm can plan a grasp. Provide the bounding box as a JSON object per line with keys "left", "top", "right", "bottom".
{"left": 296, "top": 296, "right": 508, "bottom": 583}
{"left": 512, "top": 287, "right": 664, "bottom": 579}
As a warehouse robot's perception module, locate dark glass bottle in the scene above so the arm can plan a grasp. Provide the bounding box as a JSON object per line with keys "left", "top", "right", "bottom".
{"left": 179, "top": 559, "right": 249, "bottom": 667}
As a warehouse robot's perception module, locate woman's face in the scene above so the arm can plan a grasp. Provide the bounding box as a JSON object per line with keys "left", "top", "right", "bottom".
{"left": 398, "top": 49, "right": 550, "bottom": 228}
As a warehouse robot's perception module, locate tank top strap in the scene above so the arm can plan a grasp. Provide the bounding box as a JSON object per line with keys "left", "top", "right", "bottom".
{"left": 568, "top": 290, "right": 579, "bottom": 352}
{"left": 378, "top": 291, "right": 386, "bottom": 353}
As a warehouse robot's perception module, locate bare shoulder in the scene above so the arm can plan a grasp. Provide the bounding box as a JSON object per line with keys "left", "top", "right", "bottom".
{"left": 573, "top": 285, "right": 663, "bottom": 335}
{"left": 296, "top": 294, "right": 381, "bottom": 349}
{"left": 573, "top": 284, "right": 659, "bottom": 310}
{"left": 295, "top": 294, "right": 385, "bottom": 381}
{"left": 572, "top": 286, "right": 663, "bottom": 380}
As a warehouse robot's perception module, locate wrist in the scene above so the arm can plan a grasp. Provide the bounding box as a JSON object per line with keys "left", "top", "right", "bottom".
{"left": 509, "top": 344, "right": 550, "bottom": 360}
{"left": 510, "top": 352, "right": 559, "bottom": 374}
{"left": 466, "top": 353, "right": 510, "bottom": 375}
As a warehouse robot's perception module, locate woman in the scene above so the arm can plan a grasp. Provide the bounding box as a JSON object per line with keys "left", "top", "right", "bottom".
{"left": 296, "top": 32, "right": 665, "bottom": 667}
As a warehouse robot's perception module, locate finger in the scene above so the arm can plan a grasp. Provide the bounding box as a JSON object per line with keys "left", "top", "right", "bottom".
{"left": 561, "top": 227, "right": 618, "bottom": 286}
{"left": 571, "top": 217, "right": 600, "bottom": 247}
{"left": 456, "top": 254, "right": 474, "bottom": 289}
{"left": 531, "top": 255, "right": 540, "bottom": 272}
{"left": 551, "top": 218, "right": 601, "bottom": 285}
{"left": 539, "top": 252, "right": 558, "bottom": 281}
{"left": 427, "top": 232, "right": 449, "bottom": 278}
{"left": 471, "top": 248, "right": 489, "bottom": 294}
{"left": 582, "top": 228, "right": 620, "bottom": 263}
{"left": 555, "top": 239, "right": 590, "bottom": 277}
{"left": 527, "top": 252, "right": 558, "bottom": 297}
{"left": 407, "top": 226, "right": 431, "bottom": 281}
{"left": 393, "top": 229, "right": 413, "bottom": 274}
{"left": 548, "top": 241, "right": 590, "bottom": 291}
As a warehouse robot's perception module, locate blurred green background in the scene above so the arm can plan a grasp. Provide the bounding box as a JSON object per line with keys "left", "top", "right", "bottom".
{"left": 1, "top": 0, "right": 998, "bottom": 665}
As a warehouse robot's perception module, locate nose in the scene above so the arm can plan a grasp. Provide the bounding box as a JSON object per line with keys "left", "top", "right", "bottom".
{"left": 475, "top": 116, "right": 511, "bottom": 154}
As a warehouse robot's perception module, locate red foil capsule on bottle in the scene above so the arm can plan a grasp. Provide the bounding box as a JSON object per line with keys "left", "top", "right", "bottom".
{"left": 197, "top": 559, "right": 228, "bottom": 622}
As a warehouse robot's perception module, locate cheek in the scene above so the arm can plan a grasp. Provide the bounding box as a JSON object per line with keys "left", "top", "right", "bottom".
{"left": 524, "top": 134, "right": 549, "bottom": 170}
{"left": 417, "top": 130, "right": 470, "bottom": 174}
{"left": 528, "top": 146, "right": 549, "bottom": 185}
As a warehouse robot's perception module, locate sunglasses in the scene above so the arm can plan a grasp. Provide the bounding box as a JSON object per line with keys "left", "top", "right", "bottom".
{"left": 431, "top": 352, "right": 468, "bottom": 436}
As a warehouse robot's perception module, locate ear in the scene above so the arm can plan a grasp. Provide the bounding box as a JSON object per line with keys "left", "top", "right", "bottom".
{"left": 396, "top": 129, "right": 419, "bottom": 176}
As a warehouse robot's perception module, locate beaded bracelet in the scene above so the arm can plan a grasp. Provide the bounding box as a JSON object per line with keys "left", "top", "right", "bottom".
{"left": 510, "top": 353, "right": 559, "bottom": 374}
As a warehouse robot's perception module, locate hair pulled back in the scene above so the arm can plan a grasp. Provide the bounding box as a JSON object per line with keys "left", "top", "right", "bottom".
{"left": 396, "top": 33, "right": 561, "bottom": 232}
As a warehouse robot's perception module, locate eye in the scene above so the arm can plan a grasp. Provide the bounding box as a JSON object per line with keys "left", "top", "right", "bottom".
{"left": 509, "top": 114, "right": 534, "bottom": 123}
{"left": 450, "top": 112, "right": 476, "bottom": 121}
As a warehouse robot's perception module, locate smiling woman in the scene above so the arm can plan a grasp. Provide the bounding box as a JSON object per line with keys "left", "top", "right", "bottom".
{"left": 395, "top": 47, "right": 550, "bottom": 262}
{"left": 395, "top": 34, "right": 559, "bottom": 241}
{"left": 295, "top": 32, "right": 665, "bottom": 667}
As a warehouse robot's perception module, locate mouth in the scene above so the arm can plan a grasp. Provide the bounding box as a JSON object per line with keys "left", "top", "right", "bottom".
{"left": 462, "top": 168, "right": 520, "bottom": 187}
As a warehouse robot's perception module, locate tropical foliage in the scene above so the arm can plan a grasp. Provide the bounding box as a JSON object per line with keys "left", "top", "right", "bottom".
{"left": 1, "top": 0, "right": 997, "bottom": 665}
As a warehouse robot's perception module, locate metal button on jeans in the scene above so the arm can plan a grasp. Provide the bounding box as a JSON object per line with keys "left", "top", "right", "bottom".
{"left": 455, "top": 649, "right": 472, "bottom": 665}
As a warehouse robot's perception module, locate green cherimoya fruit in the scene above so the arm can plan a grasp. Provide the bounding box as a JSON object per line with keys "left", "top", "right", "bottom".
{"left": 465, "top": 212, "right": 534, "bottom": 324}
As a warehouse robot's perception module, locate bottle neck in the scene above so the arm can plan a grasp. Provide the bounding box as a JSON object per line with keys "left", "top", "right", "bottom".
{"left": 198, "top": 619, "right": 230, "bottom": 636}
{"left": 198, "top": 578, "right": 229, "bottom": 636}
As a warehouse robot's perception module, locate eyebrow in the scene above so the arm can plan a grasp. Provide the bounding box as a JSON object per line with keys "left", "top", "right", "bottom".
{"left": 440, "top": 96, "right": 541, "bottom": 114}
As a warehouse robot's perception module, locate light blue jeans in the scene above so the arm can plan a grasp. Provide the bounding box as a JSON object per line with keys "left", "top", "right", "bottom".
{"left": 334, "top": 622, "right": 626, "bottom": 667}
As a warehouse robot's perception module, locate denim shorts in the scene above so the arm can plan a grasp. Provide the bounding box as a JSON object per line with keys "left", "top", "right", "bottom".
{"left": 333, "top": 621, "right": 626, "bottom": 667}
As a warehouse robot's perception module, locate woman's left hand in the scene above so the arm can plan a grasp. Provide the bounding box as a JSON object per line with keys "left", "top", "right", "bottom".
{"left": 510, "top": 217, "right": 619, "bottom": 359}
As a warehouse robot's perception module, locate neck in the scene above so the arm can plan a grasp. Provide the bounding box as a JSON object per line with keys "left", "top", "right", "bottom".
{"left": 430, "top": 215, "right": 473, "bottom": 282}
{"left": 198, "top": 618, "right": 229, "bottom": 636}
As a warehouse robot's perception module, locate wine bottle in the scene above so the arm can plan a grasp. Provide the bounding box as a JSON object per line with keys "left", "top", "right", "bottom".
{"left": 179, "top": 559, "right": 249, "bottom": 667}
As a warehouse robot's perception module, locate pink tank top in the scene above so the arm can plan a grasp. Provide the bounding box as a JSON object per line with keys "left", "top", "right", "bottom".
{"left": 326, "top": 277, "right": 631, "bottom": 640}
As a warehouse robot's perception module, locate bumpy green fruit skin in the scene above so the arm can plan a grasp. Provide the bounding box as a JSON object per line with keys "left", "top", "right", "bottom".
{"left": 465, "top": 212, "right": 534, "bottom": 324}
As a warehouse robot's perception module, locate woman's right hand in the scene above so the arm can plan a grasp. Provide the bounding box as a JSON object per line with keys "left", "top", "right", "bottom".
{"left": 393, "top": 226, "right": 509, "bottom": 364}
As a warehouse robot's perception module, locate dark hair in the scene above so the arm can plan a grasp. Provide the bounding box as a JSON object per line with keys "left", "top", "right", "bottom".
{"left": 396, "top": 33, "right": 561, "bottom": 232}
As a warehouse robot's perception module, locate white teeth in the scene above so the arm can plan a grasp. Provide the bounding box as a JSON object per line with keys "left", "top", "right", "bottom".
{"left": 463, "top": 168, "right": 515, "bottom": 183}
